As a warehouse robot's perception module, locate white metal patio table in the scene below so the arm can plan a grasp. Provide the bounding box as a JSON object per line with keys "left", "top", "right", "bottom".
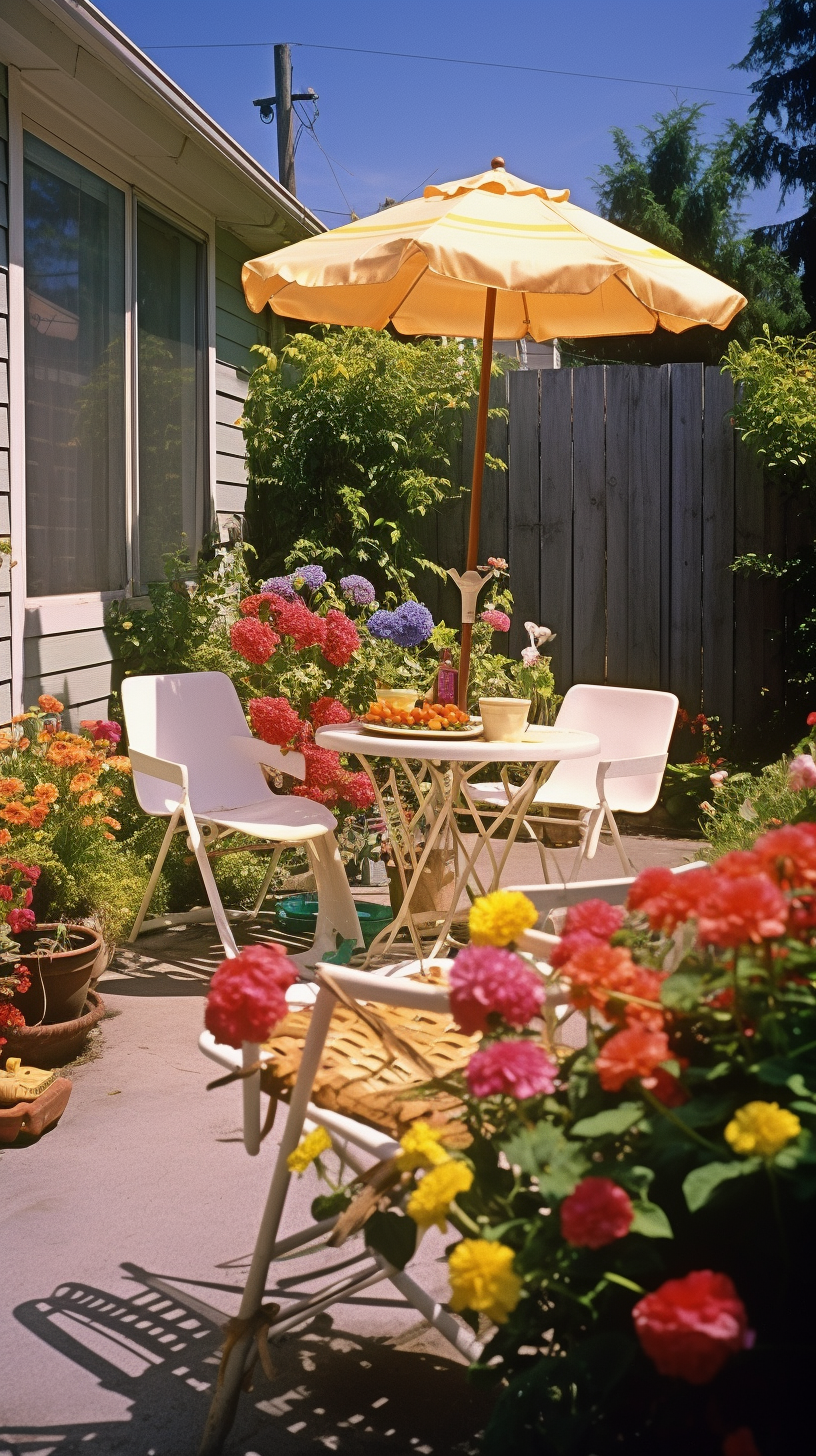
{"left": 315, "top": 721, "right": 600, "bottom": 964}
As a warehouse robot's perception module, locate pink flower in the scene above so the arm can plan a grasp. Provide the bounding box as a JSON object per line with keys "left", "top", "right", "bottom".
{"left": 710, "top": 769, "right": 728, "bottom": 786}
{"left": 487, "top": 557, "right": 508, "bottom": 570}
{"left": 80, "top": 718, "right": 122, "bottom": 745}
{"left": 560, "top": 1177, "right": 634, "bottom": 1248}
{"left": 696, "top": 874, "right": 788, "bottom": 947}
{"left": 338, "top": 771, "right": 376, "bottom": 809}
{"left": 7, "top": 907, "right": 35, "bottom": 933}
{"left": 230, "top": 617, "right": 280, "bottom": 665}
{"left": 275, "top": 598, "right": 327, "bottom": 650}
{"left": 291, "top": 784, "right": 339, "bottom": 807}
{"left": 249, "top": 697, "right": 303, "bottom": 746}
{"left": 563, "top": 898, "right": 625, "bottom": 940}
{"left": 239, "top": 592, "right": 282, "bottom": 619}
{"left": 466, "top": 1039, "right": 557, "bottom": 1099}
{"left": 310, "top": 697, "right": 353, "bottom": 729}
{"left": 807, "top": 711, "right": 816, "bottom": 727}
{"left": 788, "top": 754, "right": 816, "bottom": 791}
{"left": 633, "top": 1270, "right": 753, "bottom": 1384}
{"left": 549, "top": 928, "right": 605, "bottom": 969}
{"left": 302, "top": 744, "right": 344, "bottom": 788}
{"left": 204, "top": 943, "right": 296, "bottom": 1048}
{"left": 449, "top": 945, "right": 544, "bottom": 1034}
{"left": 521, "top": 646, "right": 540, "bottom": 668}
{"left": 479, "top": 609, "right": 511, "bottom": 632}
{"left": 322, "top": 609, "right": 360, "bottom": 667}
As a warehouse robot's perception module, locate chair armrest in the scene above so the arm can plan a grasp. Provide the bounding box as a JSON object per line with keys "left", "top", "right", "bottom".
{"left": 229, "top": 735, "right": 306, "bottom": 782}
{"left": 128, "top": 748, "right": 188, "bottom": 791}
{"left": 596, "top": 752, "right": 667, "bottom": 796}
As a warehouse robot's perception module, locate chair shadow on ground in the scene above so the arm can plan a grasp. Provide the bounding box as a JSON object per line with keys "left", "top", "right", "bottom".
{"left": 9, "top": 1264, "right": 493, "bottom": 1456}
{"left": 100, "top": 915, "right": 317, "bottom": 998}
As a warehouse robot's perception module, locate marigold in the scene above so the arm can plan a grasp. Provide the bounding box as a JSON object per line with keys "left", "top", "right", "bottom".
{"left": 287, "top": 1125, "right": 332, "bottom": 1174}
{"left": 407, "top": 1161, "right": 474, "bottom": 1232}
{"left": 105, "top": 756, "right": 132, "bottom": 774}
{"left": 696, "top": 874, "right": 787, "bottom": 948}
{"left": 0, "top": 803, "right": 30, "bottom": 825}
{"left": 38, "top": 694, "right": 64, "bottom": 713}
{"left": 633, "top": 1270, "right": 752, "bottom": 1384}
{"left": 0, "top": 777, "right": 25, "bottom": 799}
{"left": 46, "top": 744, "right": 86, "bottom": 768}
{"left": 27, "top": 805, "right": 49, "bottom": 828}
{"left": 69, "top": 773, "right": 95, "bottom": 794}
{"left": 449, "top": 944, "right": 544, "bottom": 1034}
{"left": 0, "top": 733, "right": 13, "bottom": 751}
{"left": 724, "top": 1101, "right": 801, "bottom": 1158}
{"left": 78, "top": 790, "right": 104, "bottom": 807}
{"left": 595, "top": 1024, "right": 670, "bottom": 1092}
{"left": 560, "top": 1177, "right": 635, "bottom": 1248}
{"left": 33, "top": 782, "right": 59, "bottom": 803}
{"left": 101, "top": 816, "right": 121, "bottom": 831}
{"left": 448, "top": 1239, "right": 522, "bottom": 1325}
{"left": 395, "top": 1120, "right": 451, "bottom": 1172}
{"left": 230, "top": 616, "right": 280, "bottom": 665}
{"left": 81, "top": 816, "right": 94, "bottom": 827}
{"left": 0, "top": 829, "right": 11, "bottom": 846}
{"left": 468, "top": 890, "right": 538, "bottom": 947}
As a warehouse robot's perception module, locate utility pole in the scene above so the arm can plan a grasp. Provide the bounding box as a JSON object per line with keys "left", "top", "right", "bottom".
{"left": 273, "top": 43, "right": 296, "bottom": 196}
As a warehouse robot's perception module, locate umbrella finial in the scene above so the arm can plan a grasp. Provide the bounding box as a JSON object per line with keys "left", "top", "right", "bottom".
{"left": 491, "top": 156, "right": 505, "bottom": 170}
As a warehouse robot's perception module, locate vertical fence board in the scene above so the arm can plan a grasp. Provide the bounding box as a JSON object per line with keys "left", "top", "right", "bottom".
{"left": 507, "top": 369, "right": 541, "bottom": 660}
{"left": 572, "top": 368, "right": 606, "bottom": 683}
{"left": 539, "top": 369, "right": 574, "bottom": 687}
{"left": 670, "top": 364, "right": 704, "bottom": 713}
{"left": 605, "top": 366, "right": 629, "bottom": 684}
{"left": 763, "top": 475, "right": 786, "bottom": 710}
{"left": 629, "top": 367, "right": 664, "bottom": 688}
{"left": 702, "top": 367, "right": 736, "bottom": 729}
{"left": 659, "top": 365, "right": 673, "bottom": 692}
{"left": 733, "top": 432, "right": 766, "bottom": 731}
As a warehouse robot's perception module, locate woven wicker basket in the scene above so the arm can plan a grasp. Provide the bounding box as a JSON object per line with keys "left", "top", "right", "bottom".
{"left": 261, "top": 997, "right": 480, "bottom": 1139}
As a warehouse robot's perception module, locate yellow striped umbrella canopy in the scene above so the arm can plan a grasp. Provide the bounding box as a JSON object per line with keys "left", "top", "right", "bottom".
{"left": 242, "top": 162, "right": 746, "bottom": 340}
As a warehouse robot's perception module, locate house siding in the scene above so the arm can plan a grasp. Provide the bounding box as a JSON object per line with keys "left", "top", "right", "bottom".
{"left": 0, "top": 66, "right": 11, "bottom": 725}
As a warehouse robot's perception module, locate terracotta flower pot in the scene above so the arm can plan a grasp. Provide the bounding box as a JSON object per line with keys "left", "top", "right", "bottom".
{"left": 1, "top": 990, "right": 105, "bottom": 1069}
{"left": 12, "top": 924, "right": 103, "bottom": 1025}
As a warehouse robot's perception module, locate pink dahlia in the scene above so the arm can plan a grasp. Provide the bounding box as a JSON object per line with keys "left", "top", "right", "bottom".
{"left": 230, "top": 617, "right": 279, "bottom": 665}
{"left": 560, "top": 1177, "right": 634, "bottom": 1248}
{"left": 310, "top": 696, "right": 353, "bottom": 729}
{"left": 249, "top": 697, "right": 303, "bottom": 746}
{"left": 204, "top": 943, "right": 295, "bottom": 1048}
{"left": 449, "top": 944, "right": 544, "bottom": 1035}
{"left": 696, "top": 873, "right": 787, "bottom": 948}
{"left": 322, "top": 609, "right": 360, "bottom": 667}
{"left": 466, "top": 1039, "right": 557, "bottom": 1099}
{"left": 479, "top": 609, "right": 511, "bottom": 633}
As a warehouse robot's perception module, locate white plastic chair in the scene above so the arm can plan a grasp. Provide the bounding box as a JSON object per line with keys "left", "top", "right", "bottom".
{"left": 122, "top": 672, "right": 362, "bottom": 967}
{"left": 472, "top": 684, "right": 678, "bottom": 879}
{"left": 197, "top": 962, "right": 487, "bottom": 1454}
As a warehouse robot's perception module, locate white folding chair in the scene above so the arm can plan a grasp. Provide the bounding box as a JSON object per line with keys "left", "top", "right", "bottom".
{"left": 197, "top": 962, "right": 489, "bottom": 1455}
{"left": 122, "top": 672, "right": 362, "bottom": 968}
{"left": 472, "top": 684, "right": 679, "bottom": 880}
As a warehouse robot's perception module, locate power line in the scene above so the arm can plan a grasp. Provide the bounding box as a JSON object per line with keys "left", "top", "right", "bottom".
{"left": 141, "top": 38, "right": 750, "bottom": 98}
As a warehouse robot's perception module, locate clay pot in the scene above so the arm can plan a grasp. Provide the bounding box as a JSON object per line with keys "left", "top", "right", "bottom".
{"left": 12, "top": 924, "right": 103, "bottom": 1025}
{"left": 478, "top": 697, "right": 531, "bottom": 742}
{"left": 1, "top": 990, "right": 105, "bottom": 1069}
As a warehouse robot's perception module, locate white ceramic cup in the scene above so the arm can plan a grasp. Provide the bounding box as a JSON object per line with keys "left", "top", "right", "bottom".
{"left": 478, "top": 697, "right": 532, "bottom": 742}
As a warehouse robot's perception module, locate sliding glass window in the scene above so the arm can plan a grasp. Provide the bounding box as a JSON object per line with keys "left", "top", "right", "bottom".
{"left": 23, "top": 135, "right": 126, "bottom": 597}
{"left": 136, "top": 207, "right": 206, "bottom": 588}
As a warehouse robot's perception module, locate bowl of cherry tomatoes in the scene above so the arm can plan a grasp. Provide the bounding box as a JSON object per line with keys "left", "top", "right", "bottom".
{"left": 360, "top": 700, "right": 482, "bottom": 738}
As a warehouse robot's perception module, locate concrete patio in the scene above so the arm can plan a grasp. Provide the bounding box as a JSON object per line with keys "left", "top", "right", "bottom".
{"left": 1, "top": 833, "right": 698, "bottom": 1456}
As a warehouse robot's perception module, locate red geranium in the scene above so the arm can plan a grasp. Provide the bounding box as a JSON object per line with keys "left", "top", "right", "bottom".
{"left": 633, "top": 1270, "right": 752, "bottom": 1384}
{"left": 310, "top": 696, "right": 353, "bottom": 729}
{"left": 204, "top": 943, "right": 296, "bottom": 1048}
{"left": 753, "top": 820, "right": 816, "bottom": 889}
{"left": 695, "top": 874, "right": 787, "bottom": 948}
{"left": 7, "top": 907, "right": 35, "bottom": 933}
{"left": 338, "top": 771, "right": 376, "bottom": 809}
{"left": 650, "top": 1061, "right": 690, "bottom": 1107}
{"left": 562, "top": 943, "right": 665, "bottom": 1030}
{"left": 560, "top": 1177, "right": 634, "bottom": 1248}
{"left": 322, "top": 609, "right": 360, "bottom": 667}
{"left": 628, "top": 865, "right": 713, "bottom": 933}
{"left": 230, "top": 617, "right": 280, "bottom": 665}
{"left": 249, "top": 697, "right": 303, "bottom": 746}
{"left": 595, "top": 1024, "right": 670, "bottom": 1092}
{"left": 550, "top": 928, "right": 608, "bottom": 969}
{"left": 563, "top": 898, "right": 626, "bottom": 940}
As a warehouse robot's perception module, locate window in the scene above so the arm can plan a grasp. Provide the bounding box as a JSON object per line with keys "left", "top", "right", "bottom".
{"left": 136, "top": 207, "right": 206, "bottom": 588}
{"left": 23, "top": 135, "right": 126, "bottom": 597}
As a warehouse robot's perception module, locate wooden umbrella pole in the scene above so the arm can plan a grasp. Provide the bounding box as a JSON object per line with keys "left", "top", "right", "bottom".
{"left": 457, "top": 286, "right": 497, "bottom": 710}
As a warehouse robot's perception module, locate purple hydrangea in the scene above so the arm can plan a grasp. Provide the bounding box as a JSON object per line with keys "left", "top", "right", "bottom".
{"left": 367, "top": 609, "right": 396, "bottom": 640}
{"left": 262, "top": 575, "right": 297, "bottom": 600}
{"left": 340, "top": 574, "right": 376, "bottom": 607}
{"left": 290, "top": 564, "right": 327, "bottom": 592}
{"left": 367, "top": 601, "right": 434, "bottom": 647}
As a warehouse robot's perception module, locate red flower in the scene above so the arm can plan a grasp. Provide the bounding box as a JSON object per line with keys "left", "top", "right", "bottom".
{"left": 696, "top": 874, "right": 787, "bottom": 948}
{"left": 595, "top": 1024, "right": 670, "bottom": 1092}
{"left": 239, "top": 592, "right": 282, "bottom": 618}
{"left": 560, "top": 1177, "right": 634, "bottom": 1248}
{"left": 715, "top": 850, "right": 763, "bottom": 879}
{"left": 807, "top": 712, "right": 816, "bottom": 727}
{"left": 722, "top": 1430, "right": 762, "bottom": 1456}
{"left": 466, "top": 1039, "right": 558, "bottom": 1099}
{"left": 563, "top": 898, "right": 626, "bottom": 940}
{"left": 633, "top": 1270, "right": 753, "bottom": 1384}
{"left": 230, "top": 617, "right": 280, "bottom": 665}
{"left": 204, "top": 943, "right": 296, "bottom": 1048}
{"left": 275, "top": 598, "right": 327, "bottom": 650}
{"left": 0, "top": 1001, "right": 26, "bottom": 1044}
{"left": 753, "top": 821, "right": 816, "bottom": 889}
{"left": 322, "top": 609, "right": 360, "bottom": 667}
{"left": 310, "top": 696, "right": 353, "bottom": 729}
{"left": 561, "top": 943, "right": 665, "bottom": 1029}
{"left": 550, "top": 928, "right": 608, "bottom": 969}
{"left": 302, "top": 744, "right": 344, "bottom": 789}
{"left": 0, "top": 884, "right": 12, "bottom": 901}
{"left": 291, "top": 784, "right": 339, "bottom": 807}
{"left": 249, "top": 697, "right": 303, "bottom": 746}
{"left": 7, "top": 907, "right": 35, "bottom": 933}
{"left": 650, "top": 1062, "right": 690, "bottom": 1107}
{"left": 628, "top": 865, "right": 713, "bottom": 933}
{"left": 338, "top": 771, "right": 376, "bottom": 809}
{"left": 449, "top": 944, "right": 544, "bottom": 1034}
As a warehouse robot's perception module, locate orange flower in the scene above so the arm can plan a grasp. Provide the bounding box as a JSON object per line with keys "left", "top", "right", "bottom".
{"left": 110, "top": 786, "right": 123, "bottom": 798}
{"left": 46, "top": 743, "right": 85, "bottom": 768}
{"left": 16, "top": 738, "right": 29, "bottom": 751}
{"left": 34, "top": 782, "right": 59, "bottom": 803}
{"left": 69, "top": 773, "right": 95, "bottom": 793}
{"left": 101, "top": 816, "right": 121, "bottom": 830}
{"left": 0, "top": 829, "right": 11, "bottom": 846}
{"left": 78, "top": 790, "right": 103, "bottom": 806}
{"left": 0, "top": 733, "right": 13, "bottom": 751}
{"left": 81, "top": 815, "right": 94, "bottom": 827}
{"left": 38, "top": 694, "right": 64, "bottom": 714}
{"left": 103, "top": 831, "right": 115, "bottom": 840}
{"left": 105, "top": 756, "right": 132, "bottom": 774}
{"left": 11, "top": 714, "right": 30, "bottom": 724}
{"left": 0, "top": 802, "right": 31, "bottom": 825}
{"left": 0, "top": 777, "right": 25, "bottom": 799}
{"left": 28, "top": 804, "right": 49, "bottom": 828}
{"left": 84, "top": 755, "right": 104, "bottom": 773}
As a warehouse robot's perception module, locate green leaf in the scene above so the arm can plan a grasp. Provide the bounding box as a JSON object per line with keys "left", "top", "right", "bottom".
{"left": 660, "top": 971, "right": 705, "bottom": 1011}
{"left": 500, "top": 1124, "right": 588, "bottom": 1198}
{"left": 683, "top": 1157, "right": 761, "bottom": 1213}
{"left": 311, "top": 1189, "right": 351, "bottom": 1221}
{"left": 364, "top": 1211, "right": 417, "bottom": 1270}
{"left": 630, "top": 1199, "right": 673, "bottom": 1239}
{"left": 571, "top": 1102, "right": 644, "bottom": 1138}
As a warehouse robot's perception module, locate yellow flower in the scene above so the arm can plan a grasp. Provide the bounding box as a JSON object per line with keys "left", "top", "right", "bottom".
{"left": 395, "top": 1120, "right": 451, "bottom": 1173}
{"left": 406, "top": 1161, "right": 474, "bottom": 1232}
{"left": 448, "top": 1239, "right": 522, "bottom": 1325}
{"left": 468, "top": 890, "right": 538, "bottom": 947}
{"left": 287, "top": 1125, "right": 332, "bottom": 1174}
{"left": 724, "top": 1101, "right": 801, "bottom": 1158}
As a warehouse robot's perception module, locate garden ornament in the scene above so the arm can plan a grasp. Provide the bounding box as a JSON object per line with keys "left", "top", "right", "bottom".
{"left": 0, "top": 1056, "right": 57, "bottom": 1104}
{"left": 447, "top": 567, "right": 494, "bottom": 624}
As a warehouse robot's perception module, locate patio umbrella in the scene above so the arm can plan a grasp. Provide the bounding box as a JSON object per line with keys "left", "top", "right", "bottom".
{"left": 242, "top": 159, "right": 746, "bottom": 705}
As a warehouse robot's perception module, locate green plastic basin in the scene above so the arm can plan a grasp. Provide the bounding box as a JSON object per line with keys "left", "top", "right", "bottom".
{"left": 274, "top": 893, "right": 392, "bottom": 948}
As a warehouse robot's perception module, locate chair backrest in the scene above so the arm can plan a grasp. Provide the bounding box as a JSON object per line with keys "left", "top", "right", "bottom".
{"left": 545, "top": 684, "right": 679, "bottom": 812}
{"left": 122, "top": 671, "right": 270, "bottom": 816}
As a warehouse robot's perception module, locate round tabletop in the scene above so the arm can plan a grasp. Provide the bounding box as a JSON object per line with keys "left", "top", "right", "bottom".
{"left": 315, "top": 722, "right": 600, "bottom": 763}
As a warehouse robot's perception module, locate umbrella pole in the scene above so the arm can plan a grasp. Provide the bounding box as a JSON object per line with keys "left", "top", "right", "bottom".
{"left": 457, "top": 286, "right": 497, "bottom": 710}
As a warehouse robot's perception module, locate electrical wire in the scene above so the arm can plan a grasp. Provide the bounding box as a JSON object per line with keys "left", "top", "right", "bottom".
{"left": 294, "top": 100, "right": 356, "bottom": 217}
{"left": 141, "top": 38, "right": 750, "bottom": 98}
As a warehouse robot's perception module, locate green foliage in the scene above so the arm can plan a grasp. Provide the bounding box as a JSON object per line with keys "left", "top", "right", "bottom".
{"left": 577, "top": 103, "right": 809, "bottom": 365}
{"left": 702, "top": 753, "right": 816, "bottom": 857}
{"left": 725, "top": 327, "right": 816, "bottom": 473}
{"left": 240, "top": 329, "right": 484, "bottom": 596}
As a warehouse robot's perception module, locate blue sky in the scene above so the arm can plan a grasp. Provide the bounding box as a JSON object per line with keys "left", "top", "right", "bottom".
{"left": 103, "top": 1, "right": 797, "bottom": 231}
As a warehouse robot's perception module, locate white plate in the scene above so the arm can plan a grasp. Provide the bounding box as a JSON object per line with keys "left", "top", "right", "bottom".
{"left": 360, "top": 719, "right": 484, "bottom": 741}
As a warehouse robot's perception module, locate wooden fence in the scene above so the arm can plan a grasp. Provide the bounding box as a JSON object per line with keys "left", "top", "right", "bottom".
{"left": 416, "top": 363, "right": 806, "bottom": 733}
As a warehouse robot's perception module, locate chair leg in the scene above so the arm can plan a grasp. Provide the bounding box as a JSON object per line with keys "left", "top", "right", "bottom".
{"left": 128, "top": 807, "right": 181, "bottom": 942}
{"left": 184, "top": 806, "right": 239, "bottom": 959}
{"left": 251, "top": 844, "right": 284, "bottom": 917}
{"left": 568, "top": 809, "right": 600, "bottom": 882}
{"left": 308, "top": 834, "right": 363, "bottom": 961}
{"left": 605, "top": 805, "right": 634, "bottom": 875}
